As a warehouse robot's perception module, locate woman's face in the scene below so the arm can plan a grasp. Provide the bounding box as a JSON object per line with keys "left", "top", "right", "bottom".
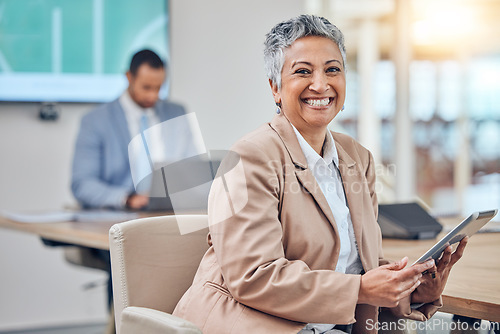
{"left": 271, "top": 35, "right": 346, "bottom": 135}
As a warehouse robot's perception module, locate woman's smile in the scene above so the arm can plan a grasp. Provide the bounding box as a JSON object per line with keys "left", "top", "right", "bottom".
{"left": 302, "top": 97, "right": 334, "bottom": 108}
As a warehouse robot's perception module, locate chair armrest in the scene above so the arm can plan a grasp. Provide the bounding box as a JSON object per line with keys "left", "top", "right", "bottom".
{"left": 120, "top": 306, "right": 202, "bottom": 334}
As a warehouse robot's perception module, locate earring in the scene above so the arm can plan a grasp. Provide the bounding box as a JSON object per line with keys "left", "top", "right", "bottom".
{"left": 276, "top": 102, "right": 282, "bottom": 114}
{"left": 341, "top": 105, "right": 345, "bottom": 112}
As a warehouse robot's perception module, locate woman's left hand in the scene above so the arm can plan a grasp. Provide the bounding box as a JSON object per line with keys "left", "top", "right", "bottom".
{"left": 411, "top": 237, "right": 468, "bottom": 304}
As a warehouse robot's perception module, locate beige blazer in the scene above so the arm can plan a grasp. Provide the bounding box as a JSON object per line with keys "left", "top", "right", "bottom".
{"left": 173, "top": 114, "right": 440, "bottom": 333}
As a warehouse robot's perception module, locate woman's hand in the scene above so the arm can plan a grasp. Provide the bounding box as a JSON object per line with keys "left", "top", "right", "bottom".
{"left": 358, "top": 257, "right": 435, "bottom": 308}
{"left": 411, "top": 237, "right": 468, "bottom": 304}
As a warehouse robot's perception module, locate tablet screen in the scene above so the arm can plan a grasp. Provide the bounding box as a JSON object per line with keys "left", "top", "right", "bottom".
{"left": 413, "top": 209, "right": 498, "bottom": 265}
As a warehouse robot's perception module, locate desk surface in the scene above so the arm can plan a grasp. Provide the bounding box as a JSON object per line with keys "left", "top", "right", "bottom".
{"left": 1, "top": 214, "right": 499, "bottom": 322}
{"left": 0, "top": 214, "right": 126, "bottom": 250}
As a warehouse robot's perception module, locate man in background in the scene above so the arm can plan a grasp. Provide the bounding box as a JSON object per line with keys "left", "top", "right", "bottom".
{"left": 69, "top": 49, "right": 199, "bottom": 315}
{"left": 72, "top": 49, "right": 197, "bottom": 211}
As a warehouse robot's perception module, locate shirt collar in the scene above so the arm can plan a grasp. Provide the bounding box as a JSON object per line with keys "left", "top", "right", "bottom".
{"left": 291, "top": 124, "right": 339, "bottom": 169}
{"left": 119, "top": 90, "right": 155, "bottom": 119}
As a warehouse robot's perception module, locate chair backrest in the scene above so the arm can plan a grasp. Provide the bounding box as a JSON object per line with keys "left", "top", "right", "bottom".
{"left": 109, "top": 215, "right": 209, "bottom": 332}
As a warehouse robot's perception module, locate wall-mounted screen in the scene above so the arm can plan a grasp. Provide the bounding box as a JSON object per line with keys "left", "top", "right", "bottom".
{"left": 0, "top": 0, "right": 169, "bottom": 103}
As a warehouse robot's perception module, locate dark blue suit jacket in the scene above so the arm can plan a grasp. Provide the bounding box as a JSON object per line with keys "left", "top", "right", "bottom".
{"left": 71, "top": 98, "right": 188, "bottom": 209}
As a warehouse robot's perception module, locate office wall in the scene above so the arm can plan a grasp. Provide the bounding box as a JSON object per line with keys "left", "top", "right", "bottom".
{"left": 169, "top": 0, "right": 305, "bottom": 149}
{"left": 0, "top": 104, "right": 109, "bottom": 330}
{"left": 0, "top": 0, "right": 305, "bottom": 330}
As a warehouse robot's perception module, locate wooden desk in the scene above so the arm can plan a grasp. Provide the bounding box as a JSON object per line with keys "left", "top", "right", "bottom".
{"left": 0, "top": 214, "right": 142, "bottom": 250}
{"left": 383, "top": 217, "right": 500, "bottom": 323}
{"left": 1, "top": 214, "right": 499, "bottom": 322}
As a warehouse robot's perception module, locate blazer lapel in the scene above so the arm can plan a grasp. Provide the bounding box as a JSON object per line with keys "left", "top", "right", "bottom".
{"left": 109, "top": 99, "right": 131, "bottom": 161}
{"left": 270, "top": 115, "right": 340, "bottom": 237}
{"left": 334, "top": 137, "right": 366, "bottom": 268}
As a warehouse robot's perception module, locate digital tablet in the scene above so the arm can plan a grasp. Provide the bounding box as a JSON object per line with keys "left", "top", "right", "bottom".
{"left": 412, "top": 209, "right": 498, "bottom": 265}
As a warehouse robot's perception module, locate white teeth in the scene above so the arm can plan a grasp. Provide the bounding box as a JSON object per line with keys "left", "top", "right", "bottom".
{"left": 305, "top": 98, "right": 330, "bottom": 107}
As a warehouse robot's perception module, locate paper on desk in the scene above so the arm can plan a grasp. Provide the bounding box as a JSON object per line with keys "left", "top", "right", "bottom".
{"left": 2, "top": 210, "right": 139, "bottom": 224}
{"left": 74, "top": 211, "right": 139, "bottom": 223}
{"left": 1, "top": 210, "right": 76, "bottom": 223}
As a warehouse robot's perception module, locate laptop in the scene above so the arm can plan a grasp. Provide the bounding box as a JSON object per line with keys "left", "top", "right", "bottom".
{"left": 142, "top": 152, "right": 224, "bottom": 213}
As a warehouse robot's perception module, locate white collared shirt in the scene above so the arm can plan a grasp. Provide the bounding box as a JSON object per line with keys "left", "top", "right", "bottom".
{"left": 120, "top": 90, "right": 157, "bottom": 138}
{"left": 293, "top": 126, "right": 363, "bottom": 333}
{"left": 120, "top": 90, "right": 169, "bottom": 163}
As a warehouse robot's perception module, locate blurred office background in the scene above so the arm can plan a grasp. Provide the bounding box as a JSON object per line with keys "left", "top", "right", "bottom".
{"left": 0, "top": 0, "right": 498, "bottom": 332}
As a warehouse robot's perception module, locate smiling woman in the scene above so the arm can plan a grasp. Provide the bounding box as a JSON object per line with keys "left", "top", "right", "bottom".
{"left": 172, "top": 14, "right": 467, "bottom": 334}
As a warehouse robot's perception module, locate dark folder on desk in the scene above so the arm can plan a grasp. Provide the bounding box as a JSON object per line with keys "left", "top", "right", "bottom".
{"left": 378, "top": 202, "right": 442, "bottom": 239}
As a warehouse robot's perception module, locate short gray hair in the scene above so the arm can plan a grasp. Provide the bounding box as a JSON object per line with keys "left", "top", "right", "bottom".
{"left": 264, "top": 14, "right": 346, "bottom": 88}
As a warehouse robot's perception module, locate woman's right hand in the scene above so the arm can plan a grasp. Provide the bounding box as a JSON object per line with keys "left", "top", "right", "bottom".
{"left": 357, "top": 257, "right": 435, "bottom": 308}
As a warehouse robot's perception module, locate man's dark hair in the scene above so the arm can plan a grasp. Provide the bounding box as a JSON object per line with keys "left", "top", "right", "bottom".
{"left": 129, "top": 49, "right": 165, "bottom": 75}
